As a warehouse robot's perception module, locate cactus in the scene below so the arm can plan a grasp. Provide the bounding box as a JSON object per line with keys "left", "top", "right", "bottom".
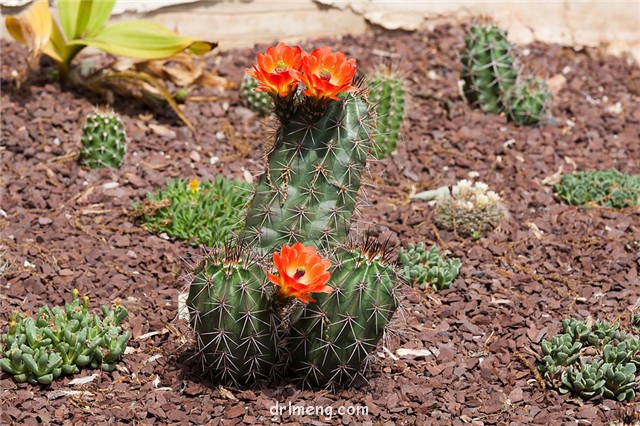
{"left": 505, "top": 77, "right": 550, "bottom": 125}
{"left": 78, "top": 109, "right": 127, "bottom": 169}
{"left": 0, "top": 290, "right": 129, "bottom": 385}
{"left": 398, "top": 243, "right": 461, "bottom": 291}
{"left": 186, "top": 244, "right": 281, "bottom": 385}
{"left": 187, "top": 43, "right": 400, "bottom": 389}
{"left": 288, "top": 240, "right": 399, "bottom": 388}
{"left": 240, "top": 73, "right": 273, "bottom": 116}
{"left": 460, "top": 23, "right": 518, "bottom": 114}
{"left": 239, "top": 93, "right": 373, "bottom": 254}
{"left": 368, "top": 68, "right": 406, "bottom": 158}
{"left": 554, "top": 169, "right": 640, "bottom": 208}
{"left": 539, "top": 317, "right": 640, "bottom": 401}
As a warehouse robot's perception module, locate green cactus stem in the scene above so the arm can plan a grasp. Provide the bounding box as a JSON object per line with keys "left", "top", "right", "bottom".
{"left": 505, "top": 77, "right": 550, "bottom": 125}
{"left": 78, "top": 109, "right": 127, "bottom": 169}
{"left": 368, "top": 68, "right": 406, "bottom": 159}
{"left": 240, "top": 73, "right": 273, "bottom": 116}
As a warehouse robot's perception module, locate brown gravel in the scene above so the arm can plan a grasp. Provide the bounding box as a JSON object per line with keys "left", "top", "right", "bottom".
{"left": 1, "top": 23, "right": 640, "bottom": 425}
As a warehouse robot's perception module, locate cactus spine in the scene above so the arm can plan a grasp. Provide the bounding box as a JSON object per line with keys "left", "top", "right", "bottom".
{"left": 78, "top": 109, "right": 127, "bottom": 169}
{"left": 289, "top": 242, "right": 398, "bottom": 387}
{"left": 240, "top": 73, "right": 273, "bottom": 116}
{"left": 505, "top": 77, "right": 550, "bottom": 125}
{"left": 368, "top": 69, "right": 406, "bottom": 159}
{"left": 240, "top": 94, "right": 372, "bottom": 254}
{"left": 186, "top": 244, "right": 281, "bottom": 385}
{"left": 461, "top": 24, "right": 518, "bottom": 114}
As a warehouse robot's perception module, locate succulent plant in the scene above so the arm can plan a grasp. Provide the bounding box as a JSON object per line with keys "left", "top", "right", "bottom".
{"left": 505, "top": 77, "right": 550, "bottom": 125}
{"left": 398, "top": 242, "right": 461, "bottom": 291}
{"left": 460, "top": 23, "right": 518, "bottom": 114}
{"left": 554, "top": 169, "right": 640, "bottom": 208}
{"left": 240, "top": 73, "right": 273, "bottom": 116}
{"left": 539, "top": 317, "right": 640, "bottom": 401}
{"left": 78, "top": 108, "right": 127, "bottom": 169}
{"left": 428, "top": 180, "right": 506, "bottom": 239}
{"left": 368, "top": 67, "right": 406, "bottom": 159}
{"left": 187, "top": 43, "right": 400, "bottom": 389}
{"left": 0, "top": 290, "right": 129, "bottom": 385}
{"left": 134, "top": 177, "right": 251, "bottom": 247}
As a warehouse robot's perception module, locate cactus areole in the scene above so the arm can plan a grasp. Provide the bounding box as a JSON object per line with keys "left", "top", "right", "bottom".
{"left": 186, "top": 43, "right": 400, "bottom": 389}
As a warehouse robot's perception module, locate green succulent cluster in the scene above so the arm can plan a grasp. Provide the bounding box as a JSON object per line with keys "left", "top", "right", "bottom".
{"left": 240, "top": 74, "right": 272, "bottom": 116}
{"left": 0, "top": 290, "right": 129, "bottom": 385}
{"left": 539, "top": 318, "right": 640, "bottom": 401}
{"left": 461, "top": 23, "right": 550, "bottom": 125}
{"left": 554, "top": 169, "right": 640, "bottom": 208}
{"left": 78, "top": 109, "right": 127, "bottom": 169}
{"left": 135, "top": 177, "right": 252, "bottom": 247}
{"left": 398, "top": 243, "right": 461, "bottom": 291}
{"left": 368, "top": 68, "right": 406, "bottom": 159}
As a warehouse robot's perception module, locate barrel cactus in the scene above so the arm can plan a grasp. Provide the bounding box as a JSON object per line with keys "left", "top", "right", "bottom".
{"left": 78, "top": 108, "right": 127, "bottom": 169}
{"left": 240, "top": 73, "right": 272, "bottom": 116}
{"left": 505, "top": 77, "right": 550, "bottom": 125}
{"left": 186, "top": 42, "right": 401, "bottom": 389}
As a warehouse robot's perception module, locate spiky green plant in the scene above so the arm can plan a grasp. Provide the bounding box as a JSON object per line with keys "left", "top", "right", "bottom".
{"left": 0, "top": 290, "right": 129, "bottom": 385}
{"left": 78, "top": 109, "right": 127, "bottom": 169}
{"left": 240, "top": 73, "right": 273, "bottom": 116}
{"left": 505, "top": 77, "right": 550, "bottom": 125}
{"left": 554, "top": 169, "right": 640, "bottom": 208}
{"left": 539, "top": 317, "right": 640, "bottom": 401}
{"left": 398, "top": 243, "right": 461, "bottom": 291}
{"left": 460, "top": 23, "right": 518, "bottom": 114}
{"left": 288, "top": 241, "right": 398, "bottom": 387}
{"left": 134, "top": 177, "right": 251, "bottom": 247}
{"left": 368, "top": 68, "right": 406, "bottom": 159}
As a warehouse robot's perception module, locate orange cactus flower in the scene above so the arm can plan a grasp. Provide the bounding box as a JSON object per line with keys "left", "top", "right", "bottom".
{"left": 246, "top": 42, "right": 304, "bottom": 98}
{"left": 267, "top": 242, "right": 332, "bottom": 304}
{"left": 292, "top": 46, "right": 358, "bottom": 103}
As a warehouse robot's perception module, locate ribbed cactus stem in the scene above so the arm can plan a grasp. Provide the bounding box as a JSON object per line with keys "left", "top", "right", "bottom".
{"left": 186, "top": 244, "right": 281, "bottom": 385}
{"left": 288, "top": 241, "right": 399, "bottom": 388}
{"left": 369, "top": 70, "right": 406, "bottom": 159}
{"left": 78, "top": 109, "right": 127, "bottom": 169}
{"left": 240, "top": 94, "right": 373, "bottom": 254}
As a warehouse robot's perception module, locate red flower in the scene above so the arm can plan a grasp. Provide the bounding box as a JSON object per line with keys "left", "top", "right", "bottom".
{"left": 245, "top": 42, "right": 304, "bottom": 98}
{"left": 292, "top": 46, "right": 358, "bottom": 102}
{"left": 267, "top": 242, "right": 332, "bottom": 304}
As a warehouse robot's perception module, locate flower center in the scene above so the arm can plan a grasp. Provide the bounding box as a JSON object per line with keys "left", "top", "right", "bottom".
{"left": 294, "top": 267, "right": 306, "bottom": 279}
{"left": 275, "top": 60, "right": 287, "bottom": 73}
{"left": 319, "top": 69, "right": 331, "bottom": 81}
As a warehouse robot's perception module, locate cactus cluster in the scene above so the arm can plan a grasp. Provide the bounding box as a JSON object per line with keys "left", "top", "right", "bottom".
{"left": 460, "top": 23, "right": 550, "bottom": 125}
{"left": 240, "top": 73, "right": 273, "bottom": 116}
{"left": 368, "top": 68, "right": 406, "bottom": 159}
{"left": 539, "top": 318, "right": 640, "bottom": 401}
{"left": 78, "top": 109, "right": 127, "bottom": 169}
{"left": 186, "top": 43, "right": 400, "bottom": 389}
{"left": 0, "top": 290, "right": 129, "bottom": 385}
{"left": 398, "top": 243, "right": 461, "bottom": 291}
{"left": 134, "top": 177, "right": 251, "bottom": 247}
{"left": 428, "top": 180, "right": 506, "bottom": 239}
{"left": 554, "top": 169, "right": 640, "bottom": 208}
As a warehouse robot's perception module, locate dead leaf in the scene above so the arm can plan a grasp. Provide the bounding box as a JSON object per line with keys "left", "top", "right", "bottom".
{"left": 218, "top": 385, "right": 238, "bottom": 400}
{"left": 541, "top": 165, "right": 563, "bottom": 186}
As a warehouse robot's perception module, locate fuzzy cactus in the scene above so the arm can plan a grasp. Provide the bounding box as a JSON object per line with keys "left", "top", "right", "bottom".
{"left": 398, "top": 243, "right": 461, "bottom": 291}
{"left": 460, "top": 23, "right": 518, "bottom": 114}
{"left": 505, "top": 77, "right": 550, "bottom": 125}
{"left": 78, "top": 109, "right": 127, "bottom": 169}
{"left": 240, "top": 73, "right": 273, "bottom": 116}
{"left": 368, "top": 67, "right": 406, "bottom": 158}
{"left": 186, "top": 43, "right": 400, "bottom": 389}
{"left": 0, "top": 290, "right": 129, "bottom": 385}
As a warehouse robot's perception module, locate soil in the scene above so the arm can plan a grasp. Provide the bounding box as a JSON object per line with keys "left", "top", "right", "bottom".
{"left": 2, "top": 23, "right": 640, "bottom": 426}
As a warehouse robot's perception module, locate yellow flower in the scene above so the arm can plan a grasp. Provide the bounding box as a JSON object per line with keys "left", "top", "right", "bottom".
{"left": 188, "top": 179, "right": 199, "bottom": 194}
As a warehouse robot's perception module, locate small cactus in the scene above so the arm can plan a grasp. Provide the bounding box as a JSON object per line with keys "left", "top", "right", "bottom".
{"left": 460, "top": 23, "right": 518, "bottom": 114}
{"left": 539, "top": 317, "right": 640, "bottom": 401}
{"left": 0, "top": 290, "right": 129, "bottom": 385}
{"left": 554, "top": 169, "right": 640, "bottom": 208}
{"left": 78, "top": 109, "right": 127, "bottom": 169}
{"left": 398, "top": 243, "right": 461, "bottom": 291}
{"left": 368, "top": 68, "right": 406, "bottom": 158}
{"left": 240, "top": 73, "right": 273, "bottom": 116}
{"left": 505, "top": 77, "right": 550, "bottom": 125}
